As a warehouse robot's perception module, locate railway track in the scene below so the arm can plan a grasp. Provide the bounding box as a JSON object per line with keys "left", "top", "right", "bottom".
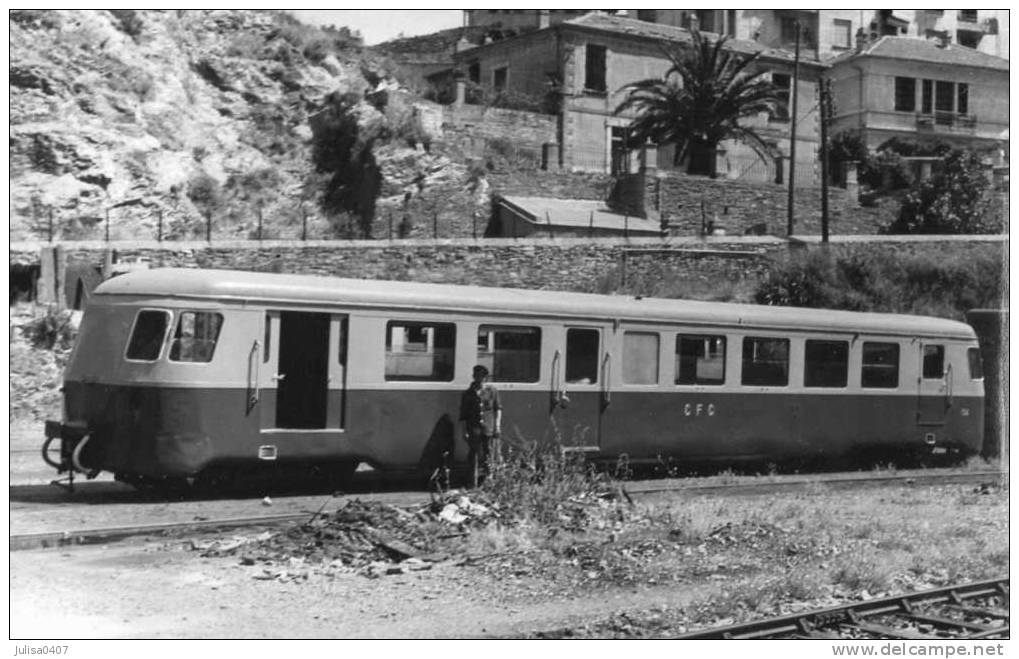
{"left": 10, "top": 469, "right": 1004, "bottom": 551}
{"left": 673, "top": 578, "right": 1009, "bottom": 640}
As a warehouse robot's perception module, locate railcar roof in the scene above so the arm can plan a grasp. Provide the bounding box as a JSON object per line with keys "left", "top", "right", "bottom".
{"left": 95, "top": 268, "right": 976, "bottom": 339}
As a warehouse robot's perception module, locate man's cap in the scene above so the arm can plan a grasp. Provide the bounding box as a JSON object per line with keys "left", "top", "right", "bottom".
{"left": 472, "top": 364, "right": 490, "bottom": 377}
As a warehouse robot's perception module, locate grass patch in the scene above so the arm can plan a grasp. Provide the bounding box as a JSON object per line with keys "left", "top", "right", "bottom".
{"left": 515, "top": 481, "right": 1006, "bottom": 636}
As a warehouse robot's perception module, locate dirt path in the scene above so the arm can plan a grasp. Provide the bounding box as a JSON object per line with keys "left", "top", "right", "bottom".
{"left": 10, "top": 537, "right": 712, "bottom": 639}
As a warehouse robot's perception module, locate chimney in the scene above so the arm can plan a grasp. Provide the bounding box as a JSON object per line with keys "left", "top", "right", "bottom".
{"left": 538, "top": 10, "right": 550, "bottom": 29}
{"left": 854, "top": 27, "right": 867, "bottom": 51}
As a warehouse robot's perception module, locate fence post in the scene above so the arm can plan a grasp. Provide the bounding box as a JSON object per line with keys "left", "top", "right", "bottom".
{"left": 589, "top": 211, "right": 594, "bottom": 238}
{"left": 546, "top": 211, "right": 553, "bottom": 239}
{"left": 48, "top": 207, "right": 54, "bottom": 243}
{"left": 624, "top": 214, "right": 629, "bottom": 239}
{"left": 206, "top": 211, "right": 212, "bottom": 243}
{"left": 433, "top": 211, "right": 438, "bottom": 239}
{"left": 157, "top": 208, "right": 163, "bottom": 242}
{"left": 105, "top": 208, "right": 110, "bottom": 242}
{"left": 257, "top": 204, "right": 263, "bottom": 242}
{"left": 388, "top": 210, "right": 393, "bottom": 240}
{"left": 302, "top": 207, "right": 307, "bottom": 241}
{"left": 472, "top": 211, "right": 477, "bottom": 240}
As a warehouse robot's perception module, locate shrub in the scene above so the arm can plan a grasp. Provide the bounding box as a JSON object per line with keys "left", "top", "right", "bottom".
{"left": 302, "top": 38, "right": 332, "bottom": 64}
{"left": 187, "top": 173, "right": 222, "bottom": 215}
{"left": 754, "top": 248, "right": 1005, "bottom": 320}
{"left": 859, "top": 149, "right": 912, "bottom": 190}
{"left": 10, "top": 10, "right": 62, "bottom": 29}
{"left": 23, "top": 306, "right": 77, "bottom": 351}
{"left": 109, "top": 10, "right": 144, "bottom": 40}
{"left": 888, "top": 149, "right": 999, "bottom": 234}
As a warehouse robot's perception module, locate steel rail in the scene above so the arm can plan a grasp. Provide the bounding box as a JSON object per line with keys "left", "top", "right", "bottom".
{"left": 9, "top": 513, "right": 310, "bottom": 551}
{"left": 10, "top": 470, "right": 1004, "bottom": 551}
{"left": 629, "top": 469, "right": 1004, "bottom": 495}
{"left": 673, "top": 579, "right": 1009, "bottom": 639}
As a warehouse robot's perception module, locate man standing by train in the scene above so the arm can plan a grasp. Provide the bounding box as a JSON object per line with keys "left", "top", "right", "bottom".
{"left": 459, "top": 364, "right": 501, "bottom": 488}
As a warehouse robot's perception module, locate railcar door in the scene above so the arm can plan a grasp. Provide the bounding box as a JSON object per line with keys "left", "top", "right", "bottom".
{"left": 274, "top": 311, "right": 331, "bottom": 429}
{"left": 550, "top": 327, "right": 603, "bottom": 451}
{"left": 917, "top": 342, "right": 950, "bottom": 427}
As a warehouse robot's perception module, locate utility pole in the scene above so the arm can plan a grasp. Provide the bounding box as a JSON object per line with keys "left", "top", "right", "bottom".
{"left": 786, "top": 21, "right": 801, "bottom": 237}
{"left": 819, "top": 78, "right": 833, "bottom": 244}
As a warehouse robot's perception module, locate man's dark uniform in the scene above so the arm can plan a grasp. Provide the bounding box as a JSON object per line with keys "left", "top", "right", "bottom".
{"left": 459, "top": 377, "right": 501, "bottom": 483}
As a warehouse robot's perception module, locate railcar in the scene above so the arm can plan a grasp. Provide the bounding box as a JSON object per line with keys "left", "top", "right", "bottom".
{"left": 43, "top": 268, "right": 984, "bottom": 488}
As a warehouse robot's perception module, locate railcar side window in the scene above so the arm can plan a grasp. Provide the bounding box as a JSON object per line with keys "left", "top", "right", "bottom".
{"left": 675, "top": 334, "right": 726, "bottom": 385}
{"left": 566, "top": 328, "right": 599, "bottom": 384}
{"left": 861, "top": 342, "right": 899, "bottom": 388}
{"left": 804, "top": 340, "right": 849, "bottom": 388}
{"left": 126, "top": 310, "right": 170, "bottom": 361}
{"left": 385, "top": 321, "right": 456, "bottom": 381}
{"left": 741, "top": 337, "right": 789, "bottom": 386}
{"left": 169, "top": 312, "right": 224, "bottom": 363}
{"left": 968, "top": 347, "right": 984, "bottom": 380}
{"left": 922, "top": 345, "right": 945, "bottom": 379}
{"left": 477, "top": 325, "right": 540, "bottom": 382}
{"left": 623, "top": 332, "right": 660, "bottom": 384}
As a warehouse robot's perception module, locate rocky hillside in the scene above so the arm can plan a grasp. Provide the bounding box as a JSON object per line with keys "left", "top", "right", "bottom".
{"left": 9, "top": 10, "right": 478, "bottom": 242}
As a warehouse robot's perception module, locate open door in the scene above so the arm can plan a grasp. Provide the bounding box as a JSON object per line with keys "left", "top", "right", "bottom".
{"left": 274, "top": 311, "right": 331, "bottom": 429}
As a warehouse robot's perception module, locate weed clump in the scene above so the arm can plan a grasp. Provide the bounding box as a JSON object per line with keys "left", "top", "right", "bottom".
{"left": 22, "top": 306, "right": 77, "bottom": 351}
{"left": 479, "top": 435, "right": 622, "bottom": 527}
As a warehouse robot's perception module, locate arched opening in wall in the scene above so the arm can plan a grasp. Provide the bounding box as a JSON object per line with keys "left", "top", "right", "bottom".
{"left": 10, "top": 264, "right": 39, "bottom": 305}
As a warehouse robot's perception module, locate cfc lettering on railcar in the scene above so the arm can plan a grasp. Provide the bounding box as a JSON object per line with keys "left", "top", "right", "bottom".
{"left": 682, "top": 403, "right": 716, "bottom": 417}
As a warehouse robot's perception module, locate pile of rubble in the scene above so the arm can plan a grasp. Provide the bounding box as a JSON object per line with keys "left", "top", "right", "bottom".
{"left": 194, "top": 493, "right": 501, "bottom": 579}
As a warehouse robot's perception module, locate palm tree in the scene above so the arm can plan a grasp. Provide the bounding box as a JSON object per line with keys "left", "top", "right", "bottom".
{"left": 615, "top": 29, "right": 783, "bottom": 177}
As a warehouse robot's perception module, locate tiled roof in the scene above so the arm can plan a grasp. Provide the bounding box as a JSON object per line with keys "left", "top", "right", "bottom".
{"left": 563, "top": 12, "right": 812, "bottom": 65}
{"left": 828, "top": 36, "right": 1008, "bottom": 71}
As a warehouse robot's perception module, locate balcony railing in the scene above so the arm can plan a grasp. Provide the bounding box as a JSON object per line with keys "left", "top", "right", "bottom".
{"left": 915, "top": 112, "right": 977, "bottom": 130}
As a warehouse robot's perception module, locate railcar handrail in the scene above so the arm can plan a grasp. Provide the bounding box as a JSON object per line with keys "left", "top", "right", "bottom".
{"left": 945, "top": 362, "right": 953, "bottom": 407}
{"left": 601, "top": 352, "right": 612, "bottom": 409}
{"left": 550, "top": 349, "right": 566, "bottom": 411}
{"left": 247, "top": 339, "right": 260, "bottom": 413}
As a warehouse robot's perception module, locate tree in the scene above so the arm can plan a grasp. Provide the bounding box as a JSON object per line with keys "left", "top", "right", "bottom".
{"left": 615, "top": 29, "right": 782, "bottom": 176}
{"left": 888, "top": 149, "right": 998, "bottom": 235}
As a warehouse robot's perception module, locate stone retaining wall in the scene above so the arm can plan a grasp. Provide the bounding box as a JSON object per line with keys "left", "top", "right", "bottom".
{"left": 609, "top": 170, "right": 899, "bottom": 236}
{"left": 11, "top": 235, "right": 1006, "bottom": 303}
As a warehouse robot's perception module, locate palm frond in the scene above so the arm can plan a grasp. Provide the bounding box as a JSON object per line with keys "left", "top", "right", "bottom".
{"left": 613, "top": 28, "right": 786, "bottom": 175}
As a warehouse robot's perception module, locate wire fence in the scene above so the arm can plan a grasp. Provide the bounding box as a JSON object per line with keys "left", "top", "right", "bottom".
{"left": 16, "top": 204, "right": 491, "bottom": 244}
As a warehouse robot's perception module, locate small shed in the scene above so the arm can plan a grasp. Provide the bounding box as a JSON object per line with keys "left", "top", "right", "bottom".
{"left": 492, "top": 195, "right": 662, "bottom": 238}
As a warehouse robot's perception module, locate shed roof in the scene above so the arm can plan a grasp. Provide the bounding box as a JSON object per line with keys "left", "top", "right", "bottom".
{"left": 828, "top": 36, "right": 1009, "bottom": 71}
{"left": 499, "top": 196, "right": 661, "bottom": 234}
{"left": 95, "top": 268, "right": 976, "bottom": 340}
